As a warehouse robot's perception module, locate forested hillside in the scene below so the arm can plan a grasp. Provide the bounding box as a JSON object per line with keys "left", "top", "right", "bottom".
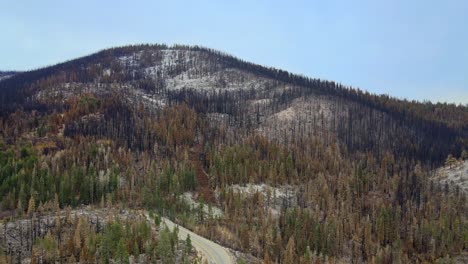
{"left": 0, "top": 44, "right": 467, "bottom": 263}
{"left": 0, "top": 71, "right": 18, "bottom": 82}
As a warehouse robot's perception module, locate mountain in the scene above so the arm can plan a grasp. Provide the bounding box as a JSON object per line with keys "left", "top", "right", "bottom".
{"left": 1, "top": 45, "right": 466, "bottom": 163}
{"left": 0, "top": 44, "right": 467, "bottom": 263}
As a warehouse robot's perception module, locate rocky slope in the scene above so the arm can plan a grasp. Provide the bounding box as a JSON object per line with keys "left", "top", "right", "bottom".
{"left": 432, "top": 160, "right": 468, "bottom": 195}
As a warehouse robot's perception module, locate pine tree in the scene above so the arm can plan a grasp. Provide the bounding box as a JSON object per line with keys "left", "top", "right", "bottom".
{"left": 54, "top": 193, "right": 60, "bottom": 212}
{"left": 100, "top": 195, "right": 105, "bottom": 208}
{"left": 27, "top": 195, "right": 35, "bottom": 217}
{"left": 68, "top": 254, "right": 76, "bottom": 264}
{"left": 185, "top": 234, "right": 192, "bottom": 254}
{"left": 283, "top": 236, "right": 296, "bottom": 264}
{"left": 264, "top": 250, "right": 271, "bottom": 264}
{"left": 157, "top": 225, "right": 173, "bottom": 263}
{"left": 302, "top": 245, "right": 312, "bottom": 264}
{"left": 115, "top": 239, "right": 129, "bottom": 264}
{"left": 18, "top": 183, "right": 26, "bottom": 214}
{"left": 17, "top": 198, "right": 23, "bottom": 215}
{"left": 133, "top": 241, "right": 140, "bottom": 257}
{"left": 74, "top": 219, "right": 82, "bottom": 252}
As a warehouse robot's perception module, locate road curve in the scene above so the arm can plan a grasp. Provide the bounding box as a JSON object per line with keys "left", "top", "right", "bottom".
{"left": 144, "top": 212, "right": 234, "bottom": 264}
{"left": 161, "top": 217, "right": 234, "bottom": 264}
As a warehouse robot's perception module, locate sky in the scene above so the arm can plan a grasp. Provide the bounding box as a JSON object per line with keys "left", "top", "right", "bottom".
{"left": 1, "top": 0, "right": 467, "bottom": 104}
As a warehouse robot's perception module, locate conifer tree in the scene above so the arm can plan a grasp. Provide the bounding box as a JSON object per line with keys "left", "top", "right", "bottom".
{"left": 27, "top": 195, "right": 35, "bottom": 217}
{"left": 283, "top": 236, "right": 297, "bottom": 264}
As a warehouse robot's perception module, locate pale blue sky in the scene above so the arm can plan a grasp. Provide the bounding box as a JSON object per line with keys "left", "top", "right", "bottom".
{"left": 1, "top": 0, "right": 467, "bottom": 104}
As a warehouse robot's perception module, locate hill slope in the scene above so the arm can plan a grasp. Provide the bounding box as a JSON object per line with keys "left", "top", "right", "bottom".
{"left": 0, "top": 44, "right": 466, "bottom": 164}
{"left": 0, "top": 44, "right": 467, "bottom": 263}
